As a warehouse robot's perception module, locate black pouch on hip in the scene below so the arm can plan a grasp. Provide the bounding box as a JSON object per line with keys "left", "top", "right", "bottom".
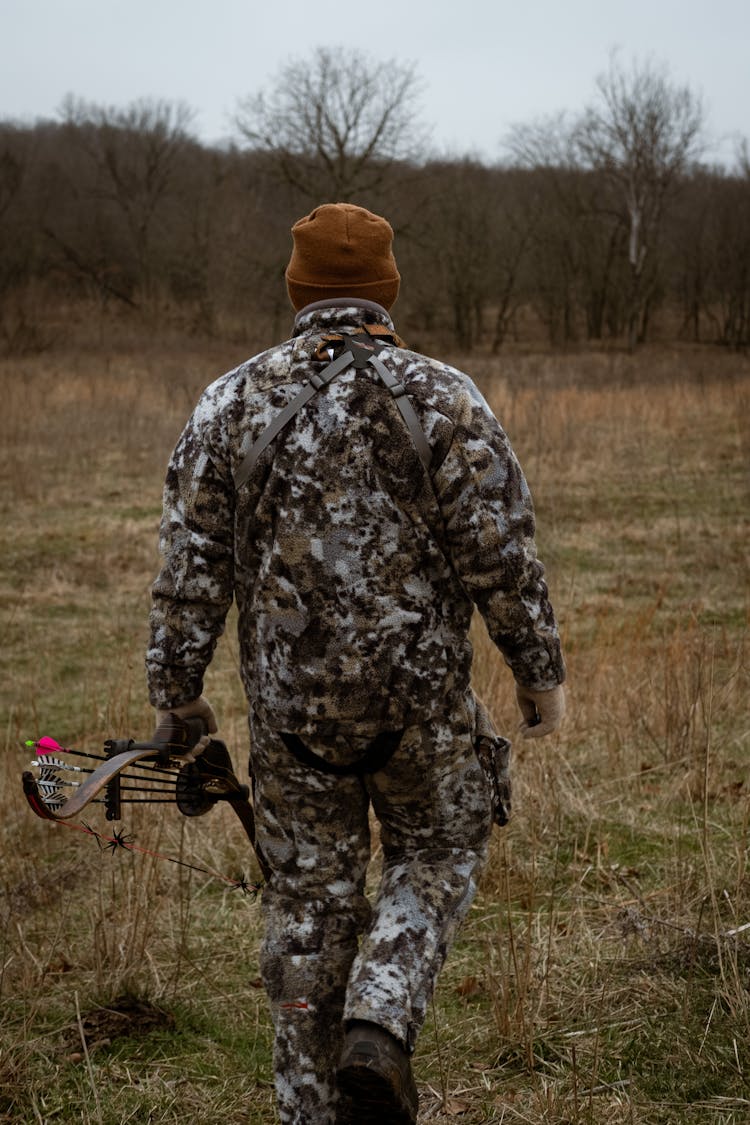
{"left": 473, "top": 696, "right": 512, "bottom": 827}
{"left": 476, "top": 734, "right": 512, "bottom": 827}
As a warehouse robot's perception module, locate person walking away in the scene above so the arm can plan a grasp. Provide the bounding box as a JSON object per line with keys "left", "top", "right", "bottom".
{"left": 146, "top": 203, "right": 566, "bottom": 1123}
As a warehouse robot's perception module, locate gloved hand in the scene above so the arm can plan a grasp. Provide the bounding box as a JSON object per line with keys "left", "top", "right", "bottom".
{"left": 155, "top": 696, "right": 218, "bottom": 761}
{"left": 515, "top": 683, "right": 565, "bottom": 739}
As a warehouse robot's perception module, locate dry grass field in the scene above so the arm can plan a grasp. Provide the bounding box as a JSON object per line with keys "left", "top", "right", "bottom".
{"left": 1, "top": 336, "right": 748, "bottom": 1123}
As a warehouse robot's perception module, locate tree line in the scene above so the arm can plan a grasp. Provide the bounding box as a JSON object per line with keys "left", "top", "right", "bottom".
{"left": 1, "top": 48, "right": 748, "bottom": 354}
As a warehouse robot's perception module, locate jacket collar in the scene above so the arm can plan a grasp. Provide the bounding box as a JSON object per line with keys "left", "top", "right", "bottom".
{"left": 292, "top": 299, "right": 396, "bottom": 338}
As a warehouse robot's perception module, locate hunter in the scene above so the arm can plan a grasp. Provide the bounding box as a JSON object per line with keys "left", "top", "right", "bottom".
{"left": 146, "top": 203, "right": 566, "bottom": 1124}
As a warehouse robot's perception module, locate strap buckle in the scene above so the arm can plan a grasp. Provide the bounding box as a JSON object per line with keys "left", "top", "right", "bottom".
{"left": 345, "top": 336, "right": 382, "bottom": 369}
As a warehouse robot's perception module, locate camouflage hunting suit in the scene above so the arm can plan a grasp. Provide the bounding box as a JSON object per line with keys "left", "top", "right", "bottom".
{"left": 146, "top": 300, "right": 565, "bottom": 1123}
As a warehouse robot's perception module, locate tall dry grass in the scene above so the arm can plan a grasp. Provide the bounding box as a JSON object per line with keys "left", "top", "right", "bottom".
{"left": 1, "top": 340, "right": 748, "bottom": 1122}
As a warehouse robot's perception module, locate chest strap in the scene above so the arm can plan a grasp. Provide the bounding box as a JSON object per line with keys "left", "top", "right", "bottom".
{"left": 233, "top": 336, "right": 431, "bottom": 490}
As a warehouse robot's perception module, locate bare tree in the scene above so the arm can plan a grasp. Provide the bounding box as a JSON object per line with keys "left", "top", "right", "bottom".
{"left": 575, "top": 54, "right": 703, "bottom": 349}
{"left": 234, "top": 47, "right": 427, "bottom": 202}
{"left": 504, "top": 116, "right": 616, "bottom": 345}
{"left": 705, "top": 146, "right": 750, "bottom": 347}
{"left": 0, "top": 124, "right": 48, "bottom": 353}
{"left": 58, "top": 96, "right": 195, "bottom": 306}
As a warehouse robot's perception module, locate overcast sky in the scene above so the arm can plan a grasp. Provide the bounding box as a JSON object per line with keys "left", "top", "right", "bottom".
{"left": 2, "top": 0, "right": 747, "bottom": 166}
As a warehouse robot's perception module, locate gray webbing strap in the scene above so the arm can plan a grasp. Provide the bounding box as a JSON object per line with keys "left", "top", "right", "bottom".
{"left": 233, "top": 348, "right": 355, "bottom": 489}
{"left": 233, "top": 341, "right": 432, "bottom": 490}
{"left": 367, "top": 353, "right": 432, "bottom": 472}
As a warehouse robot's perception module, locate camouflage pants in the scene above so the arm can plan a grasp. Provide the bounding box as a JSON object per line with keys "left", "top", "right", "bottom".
{"left": 250, "top": 694, "right": 492, "bottom": 1125}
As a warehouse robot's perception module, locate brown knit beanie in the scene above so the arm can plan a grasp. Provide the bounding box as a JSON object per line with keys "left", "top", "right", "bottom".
{"left": 285, "top": 203, "right": 400, "bottom": 311}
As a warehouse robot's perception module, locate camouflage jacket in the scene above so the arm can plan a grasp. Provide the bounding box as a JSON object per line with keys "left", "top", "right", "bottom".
{"left": 146, "top": 301, "right": 565, "bottom": 734}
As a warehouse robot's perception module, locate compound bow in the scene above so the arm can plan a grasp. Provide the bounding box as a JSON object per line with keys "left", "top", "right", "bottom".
{"left": 22, "top": 714, "right": 270, "bottom": 885}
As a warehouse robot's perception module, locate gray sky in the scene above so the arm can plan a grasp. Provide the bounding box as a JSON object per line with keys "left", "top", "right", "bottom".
{"left": 2, "top": 0, "right": 747, "bottom": 165}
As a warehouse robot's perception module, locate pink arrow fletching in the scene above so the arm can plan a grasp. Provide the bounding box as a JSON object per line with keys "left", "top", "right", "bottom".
{"left": 35, "top": 736, "right": 66, "bottom": 754}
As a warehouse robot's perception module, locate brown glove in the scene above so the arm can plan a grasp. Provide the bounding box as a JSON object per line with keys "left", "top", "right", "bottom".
{"left": 155, "top": 696, "right": 218, "bottom": 761}
{"left": 515, "top": 684, "right": 565, "bottom": 739}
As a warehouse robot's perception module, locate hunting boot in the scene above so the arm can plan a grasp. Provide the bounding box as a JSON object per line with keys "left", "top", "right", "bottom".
{"left": 336, "top": 1020, "right": 419, "bottom": 1124}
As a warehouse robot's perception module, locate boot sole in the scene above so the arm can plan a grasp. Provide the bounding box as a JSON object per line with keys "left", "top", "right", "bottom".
{"left": 337, "top": 1061, "right": 417, "bottom": 1124}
